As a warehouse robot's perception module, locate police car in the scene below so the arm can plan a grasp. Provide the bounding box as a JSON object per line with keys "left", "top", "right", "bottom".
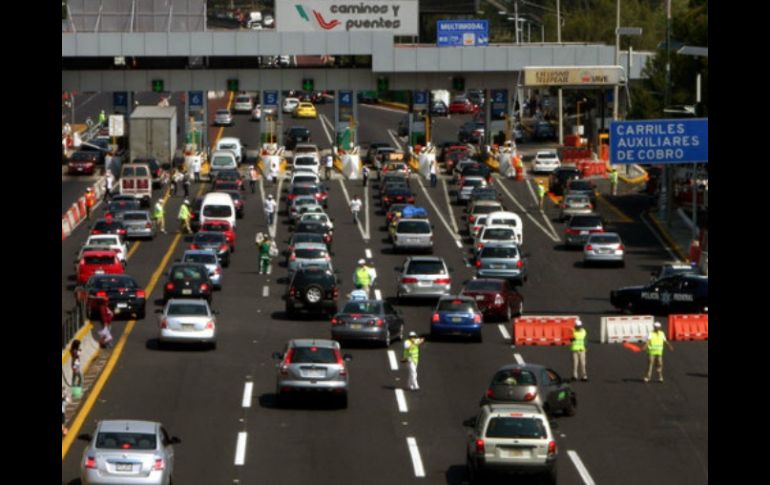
{"left": 650, "top": 262, "right": 702, "bottom": 282}
{"left": 610, "top": 274, "right": 708, "bottom": 315}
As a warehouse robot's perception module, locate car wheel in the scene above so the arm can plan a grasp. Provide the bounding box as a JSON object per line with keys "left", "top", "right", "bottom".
{"left": 304, "top": 285, "right": 323, "bottom": 304}
{"left": 564, "top": 394, "right": 577, "bottom": 417}
{"left": 137, "top": 310, "right": 146, "bottom": 320}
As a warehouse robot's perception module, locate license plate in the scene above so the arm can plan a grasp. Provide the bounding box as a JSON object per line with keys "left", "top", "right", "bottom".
{"left": 350, "top": 324, "right": 362, "bottom": 330}
{"left": 580, "top": 230, "right": 588, "bottom": 235}
{"left": 115, "top": 463, "right": 133, "bottom": 472}
{"left": 77, "top": 168, "right": 84, "bottom": 172}
{"left": 452, "top": 317, "right": 462, "bottom": 322}
{"left": 116, "top": 303, "right": 128, "bottom": 309}
{"left": 503, "top": 448, "right": 526, "bottom": 458}
{"left": 304, "top": 369, "right": 325, "bottom": 378}
{"left": 491, "top": 264, "right": 505, "bottom": 269}
{"left": 182, "top": 324, "right": 196, "bottom": 331}
{"left": 182, "top": 289, "right": 193, "bottom": 295}
{"left": 475, "top": 295, "right": 485, "bottom": 301}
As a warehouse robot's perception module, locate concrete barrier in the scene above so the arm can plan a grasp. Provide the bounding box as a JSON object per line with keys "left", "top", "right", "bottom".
{"left": 600, "top": 315, "right": 654, "bottom": 343}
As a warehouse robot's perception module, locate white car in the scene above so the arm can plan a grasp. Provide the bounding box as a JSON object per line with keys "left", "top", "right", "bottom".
{"left": 213, "top": 108, "right": 233, "bottom": 126}
{"left": 215, "top": 137, "right": 245, "bottom": 164}
{"left": 532, "top": 150, "right": 561, "bottom": 174}
{"left": 251, "top": 104, "right": 262, "bottom": 121}
{"left": 158, "top": 299, "right": 217, "bottom": 348}
{"left": 283, "top": 97, "right": 300, "bottom": 113}
{"left": 293, "top": 143, "right": 321, "bottom": 161}
{"left": 233, "top": 95, "right": 254, "bottom": 113}
{"left": 473, "top": 225, "right": 519, "bottom": 258}
{"left": 83, "top": 235, "right": 128, "bottom": 263}
{"left": 298, "top": 212, "right": 334, "bottom": 232}
{"left": 293, "top": 155, "right": 321, "bottom": 175}
{"left": 290, "top": 172, "right": 321, "bottom": 186}
{"left": 485, "top": 211, "right": 524, "bottom": 245}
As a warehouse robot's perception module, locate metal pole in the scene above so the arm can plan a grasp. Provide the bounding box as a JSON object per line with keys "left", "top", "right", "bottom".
{"left": 613, "top": 0, "right": 620, "bottom": 120}
{"left": 541, "top": 24, "right": 544, "bottom": 43}
{"left": 557, "top": 0, "right": 563, "bottom": 145}
{"left": 528, "top": 21, "right": 531, "bottom": 43}
{"left": 692, "top": 163, "right": 697, "bottom": 236}
{"left": 662, "top": 0, "right": 673, "bottom": 224}
{"left": 515, "top": 0, "right": 520, "bottom": 44}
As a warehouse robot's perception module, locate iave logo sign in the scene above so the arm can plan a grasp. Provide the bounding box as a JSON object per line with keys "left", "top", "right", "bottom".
{"left": 278, "top": 1, "right": 418, "bottom": 34}
{"left": 295, "top": 5, "right": 341, "bottom": 30}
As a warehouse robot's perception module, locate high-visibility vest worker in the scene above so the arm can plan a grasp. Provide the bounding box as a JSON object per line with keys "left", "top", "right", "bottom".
{"left": 85, "top": 190, "right": 95, "bottom": 207}
{"left": 178, "top": 203, "right": 190, "bottom": 221}
{"left": 152, "top": 202, "right": 164, "bottom": 219}
{"left": 571, "top": 327, "right": 587, "bottom": 352}
{"left": 404, "top": 338, "right": 421, "bottom": 364}
{"left": 647, "top": 330, "right": 666, "bottom": 356}
{"left": 354, "top": 265, "right": 372, "bottom": 288}
{"left": 609, "top": 169, "right": 619, "bottom": 185}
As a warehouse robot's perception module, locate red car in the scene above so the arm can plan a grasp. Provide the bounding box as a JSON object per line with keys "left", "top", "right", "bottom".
{"left": 461, "top": 278, "right": 523, "bottom": 322}
{"left": 448, "top": 98, "right": 478, "bottom": 114}
{"left": 200, "top": 220, "right": 236, "bottom": 252}
{"left": 77, "top": 249, "right": 125, "bottom": 285}
{"left": 67, "top": 151, "right": 100, "bottom": 175}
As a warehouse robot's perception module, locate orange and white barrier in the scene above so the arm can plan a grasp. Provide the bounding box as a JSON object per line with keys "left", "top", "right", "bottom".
{"left": 600, "top": 315, "right": 655, "bottom": 343}
{"left": 512, "top": 315, "right": 578, "bottom": 346}
{"left": 668, "top": 314, "right": 708, "bottom": 341}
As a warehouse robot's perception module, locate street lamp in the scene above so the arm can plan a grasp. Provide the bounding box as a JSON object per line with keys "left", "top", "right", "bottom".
{"left": 614, "top": 25, "right": 642, "bottom": 120}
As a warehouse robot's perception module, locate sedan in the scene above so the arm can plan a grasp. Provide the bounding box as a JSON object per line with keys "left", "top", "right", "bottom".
{"left": 449, "top": 97, "right": 478, "bottom": 114}
{"left": 68, "top": 151, "right": 101, "bottom": 175}
{"left": 250, "top": 104, "right": 262, "bottom": 121}
{"left": 295, "top": 220, "right": 334, "bottom": 247}
{"left": 475, "top": 245, "right": 527, "bottom": 285}
{"left": 461, "top": 278, "right": 523, "bottom": 322}
{"left": 213, "top": 108, "right": 233, "bottom": 126}
{"left": 382, "top": 186, "right": 416, "bottom": 209}
{"left": 331, "top": 299, "right": 405, "bottom": 347}
{"left": 583, "top": 232, "right": 625, "bottom": 266}
{"left": 396, "top": 256, "right": 452, "bottom": 301}
{"left": 181, "top": 249, "right": 223, "bottom": 289}
{"left": 75, "top": 274, "right": 146, "bottom": 320}
{"left": 430, "top": 295, "right": 483, "bottom": 342}
{"left": 457, "top": 177, "right": 488, "bottom": 204}
{"left": 610, "top": 274, "right": 709, "bottom": 315}
{"left": 430, "top": 100, "right": 448, "bottom": 117}
{"left": 76, "top": 250, "right": 124, "bottom": 285}
{"left": 90, "top": 219, "right": 127, "bottom": 239}
{"left": 480, "top": 363, "right": 577, "bottom": 416}
{"left": 549, "top": 166, "right": 583, "bottom": 196}
{"left": 190, "top": 231, "right": 231, "bottom": 267}
{"left": 293, "top": 102, "right": 317, "bottom": 119}
{"left": 200, "top": 220, "right": 236, "bottom": 252}
{"left": 272, "top": 339, "right": 352, "bottom": 408}
{"left": 163, "top": 263, "right": 213, "bottom": 303}
{"left": 558, "top": 194, "right": 594, "bottom": 221}
{"left": 287, "top": 242, "right": 332, "bottom": 274}
{"left": 80, "top": 420, "right": 180, "bottom": 485}
{"left": 298, "top": 212, "right": 334, "bottom": 233}
{"left": 532, "top": 150, "right": 561, "bottom": 174}
{"left": 158, "top": 299, "right": 217, "bottom": 349}
{"left": 282, "top": 97, "right": 300, "bottom": 113}
{"left": 564, "top": 213, "right": 604, "bottom": 248}
{"left": 565, "top": 179, "right": 598, "bottom": 206}
{"left": 105, "top": 199, "right": 141, "bottom": 221}
{"left": 287, "top": 232, "right": 326, "bottom": 254}
{"left": 120, "top": 210, "right": 156, "bottom": 240}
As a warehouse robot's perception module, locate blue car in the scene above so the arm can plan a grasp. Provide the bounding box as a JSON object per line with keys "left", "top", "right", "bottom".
{"left": 430, "top": 296, "right": 483, "bottom": 342}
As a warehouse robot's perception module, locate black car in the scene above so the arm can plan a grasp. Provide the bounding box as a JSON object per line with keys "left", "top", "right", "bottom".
{"left": 650, "top": 262, "right": 702, "bottom": 282}
{"left": 533, "top": 121, "right": 557, "bottom": 141}
{"left": 469, "top": 186, "right": 500, "bottom": 203}
{"left": 222, "top": 190, "right": 245, "bottom": 219}
{"left": 311, "top": 91, "right": 326, "bottom": 104}
{"left": 378, "top": 178, "right": 409, "bottom": 198}
{"left": 163, "top": 263, "right": 213, "bottom": 303}
{"left": 459, "top": 162, "right": 492, "bottom": 183}
{"left": 548, "top": 166, "right": 583, "bottom": 196}
{"left": 285, "top": 126, "right": 311, "bottom": 150}
{"left": 382, "top": 186, "right": 415, "bottom": 209}
{"left": 430, "top": 100, "right": 448, "bottom": 117}
{"left": 285, "top": 267, "right": 340, "bottom": 317}
{"left": 610, "top": 274, "right": 709, "bottom": 315}
{"left": 366, "top": 142, "right": 392, "bottom": 164}
{"left": 75, "top": 274, "right": 146, "bottom": 320}
{"left": 295, "top": 221, "right": 333, "bottom": 247}
{"left": 191, "top": 231, "right": 231, "bottom": 267}
{"left": 287, "top": 183, "right": 328, "bottom": 208}
{"left": 331, "top": 299, "right": 405, "bottom": 347}
{"left": 213, "top": 169, "right": 243, "bottom": 185}
{"left": 189, "top": 197, "right": 204, "bottom": 232}
{"left": 458, "top": 121, "right": 485, "bottom": 144}
{"left": 91, "top": 219, "right": 127, "bottom": 239}
{"left": 357, "top": 91, "right": 378, "bottom": 104}
{"left": 565, "top": 179, "right": 598, "bottom": 206}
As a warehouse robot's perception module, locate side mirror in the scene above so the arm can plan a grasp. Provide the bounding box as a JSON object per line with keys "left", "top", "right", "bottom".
{"left": 271, "top": 352, "right": 283, "bottom": 360}
{"left": 343, "top": 353, "right": 353, "bottom": 362}
{"left": 170, "top": 436, "right": 182, "bottom": 444}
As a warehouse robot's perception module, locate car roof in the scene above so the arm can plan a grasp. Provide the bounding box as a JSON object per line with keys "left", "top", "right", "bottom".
{"left": 98, "top": 420, "right": 158, "bottom": 434}
{"left": 293, "top": 242, "right": 328, "bottom": 250}
{"left": 536, "top": 150, "right": 557, "bottom": 155}
{"left": 471, "top": 200, "right": 502, "bottom": 208}
{"left": 407, "top": 256, "right": 445, "bottom": 263}
{"left": 183, "top": 249, "right": 218, "bottom": 256}
{"left": 218, "top": 137, "right": 241, "bottom": 144}
{"left": 167, "top": 298, "right": 209, "bottom": 306}
{"left": 438, "top": 295, "right": 474, "bottom": 302}
{"left": 484, "top": 403, "right": 546, "bottom": 416}
{"left": 289, "top": 338, "right": 337, "bottom": 349}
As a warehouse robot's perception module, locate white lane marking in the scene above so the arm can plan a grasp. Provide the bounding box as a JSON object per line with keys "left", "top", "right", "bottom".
{"left": 241, "top": 382, "right": 253, "bottom": 408}
{"left": 406, "top": 437, "right": 426, "bottom": 478}
{"left": 641, "top": 213, "right": 681, "bottom": 261}
{"left": 318, "top": 113, "right": 335, "bottom": 146}
{"left": 359, "top": 103, "right": 407, "bottom": 115}
{"left": 514, "top": 353, "right": 524, "bottom": 365}
{"left": 415, "top": 177, "right": 462, "bottom": 246}
{"left": 455, "top": 240, "right": 463, "bottom": 248}
{"left": 270, "top": 176, "right": 283, "bottom": 239}
{"left": 395, "top": 388, "right": 408, "bottom": 413}
{"left": 365, "top": 248, "right": 372, "bottom": 259}
{"left": 374, "top": 288, "right": 383, "bottom": 301}
{"left": 266, "top": 264, "right": 272, "bottom": 275}
{"left": 498, "top": 324, "right": 511, "bottom": 341}
{"left": 234, "top": 432, "right": 248, "bottom": 466}
{"left": 320, "top": 112, "right": 336, "bottom": 134}
{"left": 524, "top": 177, "right": 561, "bottom": 239}
{"left": 494, "top": 178, "right": 560, "bottom": 243}
{"left": 364, "top": 183, "right": 370, "bottom": 240}
{"left": 567, "top": 450, "right": 596, "bottom": 485}
{"left": 441, "top": 177, "right": 460, "bottom": 234}
{"left": 262, "top": 286, "right": 269, "bottom": 297}
{"left": 337, "top": 179, "right": 368, "bottom": 241}
{"left": 387, "top": 129, "right": 403, "bottom": 150}
{"left": 387, "top": 350, "right": 399, "bottom": 371}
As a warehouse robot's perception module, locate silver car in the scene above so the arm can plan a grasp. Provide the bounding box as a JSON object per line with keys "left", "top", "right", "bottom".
{"left": 396, "top": 256, "right": 452, "bottom": 301}
{"left": 457, "top": 176, "right": 488, "bottom": 204}
{"left": 287, "top": 242, "right": 332, "bottom": 274}
{"left": 120, "top": 210, "right": 156, "bottom": 240}
{"left": 558, "top": 194, "right": 593, "bottom": 221}
{"left": 273, "top": 339, "right": 352, "bottom": 408}
{"left": 583, "top": 232, "right": 625, "bottom": 266}
{"left": 474, "top": 225, "right": 518, "bottom": 259}
{"left": 181, "top": 249, "right": 223, "bottom": 288}
{"left": 564, "top": 213, "right": 604, "bottom": 248}
{"left": 392, "top": 218, "right": 433, "bottom": 253}
{"left": 80, "top": 420, "right": 180, "bottom": 485}
{"left": 331, "top": 299, "right": 405, "bottom": 347}
{"left": 289, "top": 195, "right": 319, "bottom": 221}
{"left": 158, "top": 299, "right": 217, "bottom": 349}
{"left": 476, "top": 244, "right": 527, "bottom": 285}
{"left": 213, "top": 108, "right": 233, "bottom": 126}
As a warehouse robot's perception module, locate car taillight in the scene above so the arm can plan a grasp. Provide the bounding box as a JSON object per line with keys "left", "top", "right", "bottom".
{"left": 153, "top": 458, "right": 165, "bottom": 470}
{"left": 590, "top": 228, "right": 605, "bottom": 233}
{"left": 516, "top": 260, "right": 524, "bottom": 269}
{"left": 469, "top": 215, "right": 475, "bottom": 223}
{"left": 191, "top": 244, "right": 199, "bottom": 249}
{"left": 91, "top": 230, "right": 102, "bottom": 235}
{"left": 486, "top": 388, "right": 494, "bottom": 398}
{"left": 401, "top": 277, "right": 418, "bottom": 284}
{"left": 435, "top": 278, "right": 451, "bottom": 284}
{"left": 383, "top": 196, "right": 390, "bottom": 203}
{"left": 548, "top": 441, "right": 557, "bottom": 456}
{"left": 565, "top": 228, "right": 580, "bottom": 235}
{"left": 289, "top": 287, "right": 296, "bottom": 297}
{"left": 85, "top": 456, "right": 96, "bottom": 469}
{"left": 494, "top": 294, "right": 504, "bottom": 306}
{"left": 324, "top": 235, "right": 332, "bottom": 243}
{"left": 333, "top": 287, "right": 340, "bottom": 298}
{"left": 145, "top": 222, "right": 152, "bottom": 229}
{"left": 474, "top": 314, "right": 482, "bottom": 323}
{"left": 95, "top": 291, "right": 108, "bottom": 299}
{"left": 219, "top": 244, "right": 229, "bottom": 251}
{"left": 476, "top": 243, "right": 484, "bottom": 251}
{"left": 475, "top": 439, "right": 485, "bottom": 455}
{"left": 206, "top": 321, "right": 215, "bottom": 329}
{"left": 585, "top": 244, "right": 593, "bottom": 251}
{"left": 118, "top": 229, "right": 126, "bottom": 236}
{"left": 289, "top": 254, "right": 297, "bottom": 261}
{"left": 334, "top": 349, "right": 347, "bottom": 375}
{"left": 407, "top": 197, "right": 415, "bottom": 203}
{"left": 331, "top": 317, "right": 339, "bottom": 325}
{"left": 618, "top": 244, "right": 625, "bottom": 251}
{"left": 288, "top": 194, "right": 297, "bottom": 201}
{"left": 165, "top": 283, "right": 174, "bottom": 291}
{"left": 588, "top": 203, "right": 594, "bottom": 209}
{"left": 432, "top": 313, "right": 440, "bottom": 322}
{"left": 160, "top": 319, "right": 168, "bottom": 329}
{"left": 200, "top": 283, "right": 209, "bottom": 291}
{"left": 474, "top": 259, "right": 481, "bottom": 268}
{"left": 136, "top": 289, "right": 146, "bottom": 298}
{"left": 287, "top": 245, "right": 294, "bottom": 253}
{"left": 523, "top": 391, "right": 537, "bottom": 401}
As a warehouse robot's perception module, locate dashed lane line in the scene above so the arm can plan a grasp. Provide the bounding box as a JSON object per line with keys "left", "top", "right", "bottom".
{"left": 498, "top": 324, "right": 511, "bottom": 341}
{"left": 365, "top": 248, "right": 372, "bottom": 259}
{"left": 234, "top": 432, "right": 248, "bottom": 466}
{"left": 415, "top": 177, "right": 463, "bottom": 248}
{"left": 395, "top": 388, "right": 408, "bottom": 413}
{"left": 406, "top": 437, "right": 426, "bottom": 478}
{"left": 514, "top": 353, "right": 524, "bottom": 365}
{"left": 567, "top": 450, "right": 596, "bottom": 485}
{"left": 374, "top": 288, "right": 383, "bottom": 301}
{"left": 241, "top": 382, "right": 253, "bottom": 408}
{"left": 494, "top": 178, "right": 560, "bottom": 243}
{"left": 387, "top": 350, "right": 399, "bottom": 371}
{"left": 262, "top": 286, "right": 269, "bottom": 297}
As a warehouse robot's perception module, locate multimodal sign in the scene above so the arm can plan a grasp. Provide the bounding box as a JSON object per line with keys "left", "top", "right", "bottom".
{"left": 610, "top": 118, "right": 708, "bottom": 165}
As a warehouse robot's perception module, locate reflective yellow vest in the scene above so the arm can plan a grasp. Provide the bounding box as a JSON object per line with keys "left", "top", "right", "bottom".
{"left": 354, "top": 266, "right": 371, "bottom": 287}
{"left": 647, "top": 331, "right": 665, "bottom": 356}
{"left": 404, "top": 339, "right": 420, "bottom": 364}
{"left": 571, "top": 328, "right": 586, "bottom": 352}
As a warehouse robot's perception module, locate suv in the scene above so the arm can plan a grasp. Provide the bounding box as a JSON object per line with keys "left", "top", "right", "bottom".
{"left": 466, "top": 404, "right": 558, "bottom": 484}
{"left": 285, "top": 267, "right": 340, "bottom": 317}
{"left": 392, "top": 218, "right": 433, "bottom": 253}
{"left": 285, "top": 126, "right": 311, "bottom": 150}
{"left": 272, "top": 339, "right": 352, "bottom": 408}
{"left": 549, "top": 166, "right": 582, "bottom": 196}
{"left": 396, "top": 256, "right": 452, "bottom": 301}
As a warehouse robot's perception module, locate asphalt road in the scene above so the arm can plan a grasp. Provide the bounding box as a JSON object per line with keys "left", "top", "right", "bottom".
{"left": 62, "top": 102, "right": 707, "bottom": 485}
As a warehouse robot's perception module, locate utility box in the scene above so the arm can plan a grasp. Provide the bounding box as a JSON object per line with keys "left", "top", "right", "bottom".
{"left": 129, "top": 106, "right": 178, "bottom": 166}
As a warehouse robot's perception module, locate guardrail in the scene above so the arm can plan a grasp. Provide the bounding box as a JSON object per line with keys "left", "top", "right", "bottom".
{"left": 62, "top": 300, "right": 87, "bottom": 350}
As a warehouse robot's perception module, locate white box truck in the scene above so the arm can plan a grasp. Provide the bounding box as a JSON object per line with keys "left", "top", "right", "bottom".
{"left": 129, "top": 106, "right": 178, "bottom": 167}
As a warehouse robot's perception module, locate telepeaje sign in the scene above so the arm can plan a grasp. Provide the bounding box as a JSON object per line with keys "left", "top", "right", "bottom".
{"left": 277, "top": 1, "right": 418, "bottom": 34}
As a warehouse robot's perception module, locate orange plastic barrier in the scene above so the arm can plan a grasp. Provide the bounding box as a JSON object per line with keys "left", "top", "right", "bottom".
{"left": 668, "top": 314, "right": 708, "bottom": 341}
{"left": 513, "top": 316, "right": 576, "bottom": 346}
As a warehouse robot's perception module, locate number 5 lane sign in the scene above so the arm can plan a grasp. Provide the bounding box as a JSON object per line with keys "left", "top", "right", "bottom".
{"left": 610, "top": 118, "right": 708, "bottom": 165}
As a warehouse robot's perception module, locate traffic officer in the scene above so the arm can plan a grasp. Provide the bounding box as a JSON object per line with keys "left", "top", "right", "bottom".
{"left": 402, "top": 332, "right": 425, "bottom": 391}
{"left": 609, "top": 168, "right": 619, "bottom": 196}
{"left": 264, "top": 194, "right": 277, "bottom": 228}
{"left": 85, "top": 188, "right": 96, "bottom": 219}
{"left": 152, "top": 199, "right": 166, "bottom": 234}
{"left": 258, "top": 235, "right": 272, "bottom": 274}
{"left": 353, "top": 259, "right": 373, "bottom": 296}
{"left": 248, "top": 165, "right": 259, "bottom": 194}
{"left": 536, "top": 179, "right": 546, "bottom": 210}
{"left": 98, "top": 109, "right": 106, "bottom": 125}
{"left": 641, "top": 321, "right": 674, "bottom": 383}
{"left": 570, "top": 319, "right": 588, "bottom": 382}
{"left": 178, "top": 199, "right": 192, "bottom": 234}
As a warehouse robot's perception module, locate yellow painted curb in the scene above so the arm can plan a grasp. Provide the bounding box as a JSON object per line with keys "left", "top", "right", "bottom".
{"left": 377, "top": 100, "right": 409, "bottom": 111}
{"left": 61, "top": 320, "right": 94, "bottom": 365}
{"left": 647, "top": 211, "right": 687, "bottom": 260}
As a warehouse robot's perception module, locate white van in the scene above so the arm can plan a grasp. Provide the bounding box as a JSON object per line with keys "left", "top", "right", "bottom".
{"left": 209, "top": 150, "right": 238, "bottom": 181}
{"left": 200, "top": 192, "right": 237, "bottom": 229}
{"left": 485, "top": 211, "right": 524, "bottom": 245}
{"left": 216, "top": 137, "right": 244, "bottom": 164}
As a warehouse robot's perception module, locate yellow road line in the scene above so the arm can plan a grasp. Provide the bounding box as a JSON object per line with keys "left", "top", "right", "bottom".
{"left": 647, "top": 211, "right": 687, "bottom": 260}
{"left": 597, "top": 193, "right": 634, "bottom": 223}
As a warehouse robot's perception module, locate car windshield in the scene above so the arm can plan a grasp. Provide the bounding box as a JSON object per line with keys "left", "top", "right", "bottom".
{"left": 473, "top": 205, "right": 500, "bottom": 214}
{"left": 212, "top": 157, "right": 234, "bottom": 167}
{"left": 464, "top": 280, "right": 503, "bottom": 292}
{"left": 463, "top": 179, "right": 485, "bottom": 188}
{"left": 202, "top": 206, "right": 232, "bottom": 218}
{"left": 184, "top": 253, "right": 217, "bottom": 264}
{"left": 293, "top": 186, "right": 318, "bottom": 196}
{"left": 90, "top": 276, "right": 136, "bottom": 289}
{"left": 293, "top": 175, "right": 317, "bottom": 184}
{"left": 589, "top": 234, "right": 621, "bottom": 244}
{"left": 294, "top": 269, "right": 334, "bottom": 284}
{"left": 194, "top": 233, "right": 226, "bottom": 244}
{"left": 108, "top": 201, "right": 140, "bottom": 212}
{"left": 167, "top": 302, "right": 209, "bottom": 316}
{"left": 342, "top": 299, "right": 383, "bottom": 314}
{"left": 437, "top": 299, "right": 476, "bottom": 312}
{"left": 290, "top": 346, "right": 336, "bottom": 364}
{"left": 171, "top": 266, "right": 206, "bottom": 280}
{"left": 569, "top": 181, "right": 593, "bottom": 190}
{"left": 94, "top": 221, "right": 123, "bottom": 231}
{"left": 489, "top": 218, "right": 518, "bottom": 227}
{"left": 483, "top": 229, "right": 514, "bottom": 240}
{"left": 122, "top": 213, "right": 146, "bottom": 221}
{"left": 566, "top": 196, "right": 590, "bottom": 204}
{"left": 292, "top": 233, "right": 324, "bottom": 244}
{"left": 480, "top": 246, "right": 518, "bottom": 258}
{"left": 485, "top": 417, "right": 546, "bottom": 439}
{"left": 72, "top": 152, "right": 96, "bottom": 161}
{"left": 493, "top": 369, "right": 537, "bottom": 385}
{"left": 216, "top": 109, "right": 229, "bottom": 115}
{"left": 296, "top": 222, "right": 325, "bottom": 233}
{"left": 295, "top": 158, "right": 316, "bottom": 166}
{"left": 406, "top": 261, "right": 446, "bottom": 275}
{"left": 295, "top": 249, "right": 327, "bottom": 259}
{"left": 215, "top": 183, "right": 239, "bottom": 191}
{"left": 96, "top": 432, "right": 157, "bottom": 450}
{"left": 84, "top": 255, "right": 115, "bottom": 265}
{"left": 397, "top": 221, "right": 430, "bottom": 234}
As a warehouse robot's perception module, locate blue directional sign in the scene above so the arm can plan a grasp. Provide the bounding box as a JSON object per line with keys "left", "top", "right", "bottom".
{"left": 413, "top": 90, "right": 428, "bottom": 106}
{"left": 339, "top": 91, "right": 353, "bottom": 106}
{"left": 490, "top": 89, "right": 507, "bottom": 119}
{"left": 263, "top": 91, "right": 278, "bottom": 106}
{"left": 188, "top": 91, "right": 203, "bottom": 108}
{"left": 610, "top": 119, "right": 708, "bottom": 165}
{"left": 113, "top": 92, "right": 128, "bottom": 107}
{"left": 437, "top": 20, "right": 489, "bottom": 47}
